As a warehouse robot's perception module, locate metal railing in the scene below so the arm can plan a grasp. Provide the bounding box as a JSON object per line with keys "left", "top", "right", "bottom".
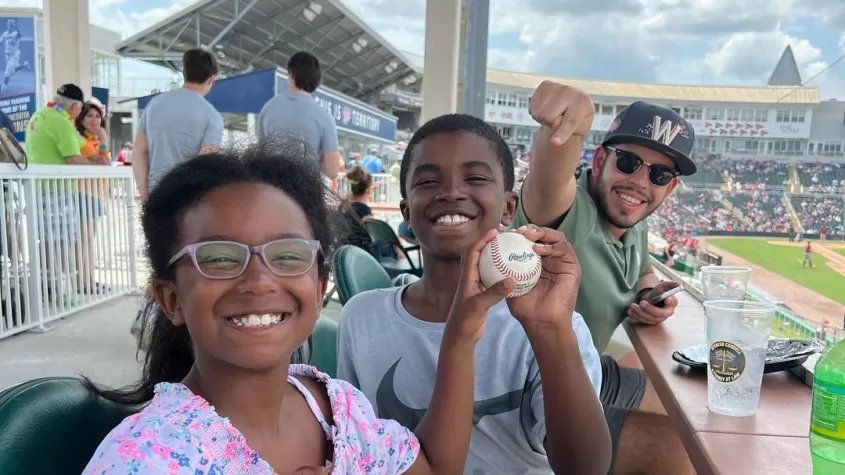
{"left": 1, "top": 164, "right": 140, "bottom": 341}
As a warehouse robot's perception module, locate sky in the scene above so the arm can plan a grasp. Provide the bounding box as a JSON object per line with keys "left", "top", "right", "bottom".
{"left": 5, "top": 0, "right": 845, "bottom": 99}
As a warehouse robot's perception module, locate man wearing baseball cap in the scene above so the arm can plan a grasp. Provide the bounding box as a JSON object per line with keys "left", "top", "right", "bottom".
{"left": 515, "top": 82, "right": 697, "bottom": 474}
{"left": 26, "top": 84, "right": 87, "bottom": 165}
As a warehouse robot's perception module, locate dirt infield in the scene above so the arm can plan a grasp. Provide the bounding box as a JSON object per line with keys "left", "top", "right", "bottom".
{"left": 703, "top": 240, "right": 845, "bottom": 325}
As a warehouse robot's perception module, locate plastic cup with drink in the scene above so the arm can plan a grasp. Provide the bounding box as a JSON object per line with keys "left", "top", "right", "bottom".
{"left": 704, "top": 300, "right": 776, "bottom": 417}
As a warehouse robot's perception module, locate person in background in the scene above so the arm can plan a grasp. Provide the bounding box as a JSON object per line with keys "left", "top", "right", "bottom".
{"left": 132, "top": 48, "right": 223, "bottom": 202}
{"left": 346, "top": 152, "right": 362, "bottom": 170}
{"left": 662, "top": 237, "right": 677, "bottom": 268}
{"left": 389, "top": 158, "right": 401, "bottom": 180}
{"left": 820, "top": 226, "right": 827, "bottom": 245}
{"left": 130, "top": 48, "right": 223, "bottom": 342}
{"left": 362, "top": 147, "right": 384, "bottom": 174}
{"left": 74, "top": 101, "right": 112, "bottom": 294}
{"left": 116, "top": 142, "right": 132, "bottom": 166}
{"left": 257, "top": 51, "right": 341, "bottom": 181}
{"left": 803, "top": 241, "right": 814, "bottom": 268}
{"left": 26, "top": 84, "right": 98, "bottom": 298}
{"left": 345, "top": 165, "right": 374, "bottom": 222}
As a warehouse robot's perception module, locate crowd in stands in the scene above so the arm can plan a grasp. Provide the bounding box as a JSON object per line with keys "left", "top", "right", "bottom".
{"left": 639, "top": 155, "right": 844, "bottom": 237}
{"left": 724, "top": 191, "right": 791, "bottom": 233}
{"left": 791, "top": 195, "right": 844, "bottom": 235}
{"left": 684, "top": 155, "right": 792, "bottom": 188}
{"left": 648, "top": 190, "right": 735, "bottom": 233}
{"left": 797, "top": 161, "right": 845, "bottom": 194}
{"left": 649, "top": 189, "right": 842, "bottom": 236}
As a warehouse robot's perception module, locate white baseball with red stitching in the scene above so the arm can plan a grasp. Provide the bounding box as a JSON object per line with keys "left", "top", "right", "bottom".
{"left": 478, "top": 231, "right": 542, "bottom": 298}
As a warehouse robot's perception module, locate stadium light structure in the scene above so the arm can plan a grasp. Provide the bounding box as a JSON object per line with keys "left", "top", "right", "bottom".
{"left": 303, "top": 2, "right": 323, "bottom": 21}
{"left": 352, "top": 37, "right": 368, "bottom": 53}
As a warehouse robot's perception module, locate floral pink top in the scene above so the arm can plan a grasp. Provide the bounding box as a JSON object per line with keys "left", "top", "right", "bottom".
{"left": 83, "top": 364, "right": 420, "bottom": 474}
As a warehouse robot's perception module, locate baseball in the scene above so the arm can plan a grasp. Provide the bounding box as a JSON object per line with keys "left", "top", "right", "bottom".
{"left": 479, "top": 231, "right": 542, "bottom": 298}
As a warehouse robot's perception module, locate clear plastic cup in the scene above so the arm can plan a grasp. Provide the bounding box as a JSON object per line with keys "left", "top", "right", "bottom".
{"left": 704, "top": 300, "right": 776, "bottom": 417}
{"left": 700, "top": 266, "right": 752, "bottom": 300}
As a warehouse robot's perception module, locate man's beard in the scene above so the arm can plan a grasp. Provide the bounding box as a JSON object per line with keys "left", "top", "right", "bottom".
{"left": 594, "top": 172, "right": 656, "bottom": 230}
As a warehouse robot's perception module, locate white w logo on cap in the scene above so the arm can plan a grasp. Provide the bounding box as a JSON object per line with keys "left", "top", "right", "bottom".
{"left": 651, "top": 116, "right": 683, "bottom": 145}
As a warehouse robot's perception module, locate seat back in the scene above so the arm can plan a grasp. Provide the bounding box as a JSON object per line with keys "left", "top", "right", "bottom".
{"left": 363, "top": 219, "right": 422, "bottom": 277}
{"left": 363, "top": 219, "right": 402, "bottom": 248}
{"left": 332, "top": 245, "right": 392, "bottom": 305}
{"left": 0, "top": 377, "right": 130, "bottom": 474}
{"left": 310, "top": 316, "right": 339, "bottom": 378}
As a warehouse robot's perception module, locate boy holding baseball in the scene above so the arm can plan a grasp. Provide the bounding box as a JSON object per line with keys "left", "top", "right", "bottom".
{"left": 337, "top": 114, "right": 611, "bottom": 474}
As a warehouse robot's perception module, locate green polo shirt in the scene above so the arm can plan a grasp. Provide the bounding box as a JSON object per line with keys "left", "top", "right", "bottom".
{"left": 514, "top": 169, "right": 650, "bottom": 352}
{"left": 25, "top": 107, "right": 81, "bottom": 165}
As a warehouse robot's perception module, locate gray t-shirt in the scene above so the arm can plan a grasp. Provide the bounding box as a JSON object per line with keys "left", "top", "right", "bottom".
{"left": 337, "top": 286, "right": 602, "bottom": 475}
{"left": 138, "top": 88, "right": 223, "bottom": 187}
{"left": 257, "top": 91, "right": 339, "bottom": 156}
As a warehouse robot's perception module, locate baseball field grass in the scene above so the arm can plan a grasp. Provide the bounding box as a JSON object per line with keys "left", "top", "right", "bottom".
{"left": 708, "top": 238, "right": 845, "bottom": 305}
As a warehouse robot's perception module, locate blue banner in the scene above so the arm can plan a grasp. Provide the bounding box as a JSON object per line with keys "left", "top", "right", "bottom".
{"left": 0, "top": 16, "right": 36, "bottom": 142}
{"left": 137, "top": 69, "right": 276, "bottom": 115}
{"left": 277, "top": 74, "right": 397, "bottom": 143}
{"left": 92, "top": 87, "right": 109, "bottom": 110}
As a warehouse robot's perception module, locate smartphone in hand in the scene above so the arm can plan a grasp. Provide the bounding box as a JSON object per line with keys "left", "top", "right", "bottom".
{"left": 648, "top": 284, "right": 683, "bottom": 308}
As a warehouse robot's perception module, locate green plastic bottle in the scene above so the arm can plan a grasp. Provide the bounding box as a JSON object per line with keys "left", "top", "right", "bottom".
{"left": 810, "top": 336, "right": 845, "bottom": 474}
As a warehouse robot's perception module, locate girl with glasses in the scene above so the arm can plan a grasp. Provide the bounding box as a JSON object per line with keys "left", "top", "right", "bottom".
{"left": 82, "top": 140, "right": 511, "bottom": 474}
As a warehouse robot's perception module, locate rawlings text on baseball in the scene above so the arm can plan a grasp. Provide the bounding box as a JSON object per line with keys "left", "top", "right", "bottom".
{"left": 478, "top": 231, "right": 542, "bottom": 298}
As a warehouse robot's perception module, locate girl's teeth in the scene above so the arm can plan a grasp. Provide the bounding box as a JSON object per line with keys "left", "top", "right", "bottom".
{"left": 226, "top": 314, "right": 284, "bottom": 328}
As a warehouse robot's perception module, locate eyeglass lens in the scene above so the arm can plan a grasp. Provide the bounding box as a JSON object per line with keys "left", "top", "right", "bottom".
{"left": 614, "top": 149, "right": 677, "bottom": 187}
{"left": 194, "top": 240, "right": 315, "bottom": 278}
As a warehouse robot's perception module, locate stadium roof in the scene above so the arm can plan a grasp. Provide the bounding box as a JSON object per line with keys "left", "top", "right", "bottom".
{"left": 768, "top": 46, "right": 803, "bottom": 87}
{"left": 402, "top": 50, "right": 820, "bottom": 105}
{"left": 115, "top": 0, "right": 420, "bottom": 99}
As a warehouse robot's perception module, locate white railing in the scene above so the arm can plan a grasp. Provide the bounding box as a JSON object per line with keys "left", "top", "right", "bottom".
{"left": 0, "top": 164, "right": 140, "bottom": 341}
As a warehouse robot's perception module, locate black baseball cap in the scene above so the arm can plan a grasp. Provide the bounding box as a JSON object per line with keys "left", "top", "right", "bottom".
{"left": 56, "top": 84, "right": 84, "bottom": 102}
{"left": 602, "top": 101, "right": 697, "bottom": 176}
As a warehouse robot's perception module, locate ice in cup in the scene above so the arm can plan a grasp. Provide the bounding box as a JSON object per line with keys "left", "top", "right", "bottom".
{"left": 700, "top": 266, "right": 752, "bottom": 300}
{"left": 704, "top": 300, "right": 776, "bottom": 417}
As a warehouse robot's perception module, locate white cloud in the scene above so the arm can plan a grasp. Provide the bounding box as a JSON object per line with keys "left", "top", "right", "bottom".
{"left": 9, "top": 0, "right": 845, "bottom": 99}
{"left": 341, "top": 0, "right": 845, "bottom": 99}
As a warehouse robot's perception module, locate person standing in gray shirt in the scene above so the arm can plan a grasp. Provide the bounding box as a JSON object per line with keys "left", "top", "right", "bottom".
{"left": 257, "top": 51, "right": 341, "bottom": 181}
{"left": 132, "top": 48, "right": 224, "bottom": 201}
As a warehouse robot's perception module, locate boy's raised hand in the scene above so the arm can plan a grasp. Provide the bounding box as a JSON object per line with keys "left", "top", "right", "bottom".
{"left": 506, "top": 225, "right": 581, "bottom": 330}
{"left": 446, "top": 229, "right": 516, "bottom": 343}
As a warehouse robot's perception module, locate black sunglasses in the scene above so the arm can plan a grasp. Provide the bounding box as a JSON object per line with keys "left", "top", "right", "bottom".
{"left": 605, "top": 147, "right": 679, "bottom": 187}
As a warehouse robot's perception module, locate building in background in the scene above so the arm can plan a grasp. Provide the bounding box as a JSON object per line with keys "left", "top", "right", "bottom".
{"left": 386, "top": 48, "right": 845, "bottom": 162}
